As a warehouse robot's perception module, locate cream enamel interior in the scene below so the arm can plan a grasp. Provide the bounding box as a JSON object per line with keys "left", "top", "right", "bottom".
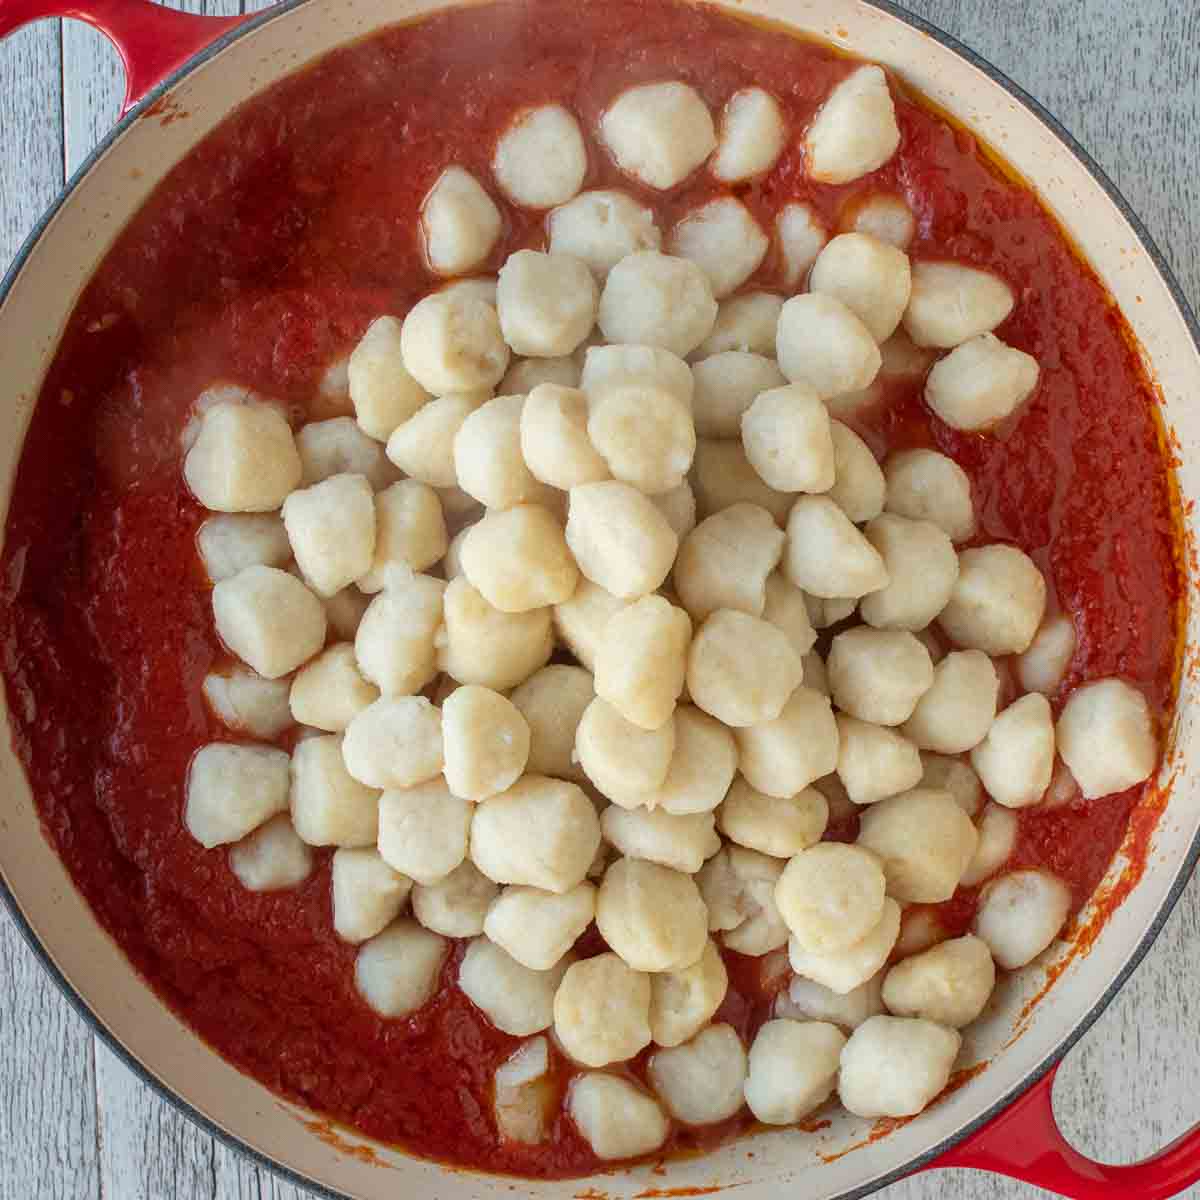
{"left": 1, "top": 1, "right": 1198, "bottom": 1197}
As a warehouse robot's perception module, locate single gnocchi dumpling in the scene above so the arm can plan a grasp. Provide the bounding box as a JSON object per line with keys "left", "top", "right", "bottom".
{"left": 461, "top": 505, "right": 578, "bottom": 613}
{"left": 809, "top": 233, "right": 912, "bottom": 344}
{"left": 576, "top": 696, "right": 676, "bottom": 805}
{"left": 925, "top": 332, "right": 1040, "bottom": 432}
{"left": 586, "top": 378, "right": 696, "bottom": 494}
{"left": 652, "top": 481, "right": 698, "bottom": 541}
{"left": 711, "top": 87, "right": 786, "bottom": 182}
{"left": 554, "top": 951, "right": 652, "bottom": 1066}
{"left": 960, "top": 802, "right": 1019, "bottom": 887}
{"left": 354, "top": 572, "right": 445, "bottom": 696}
{"left": 421, "top": 166, "right": 502, "bottom": 276}
{"left": 835, "top": 715, "right": 923, "bottom": 807}
{"left": 882, "top": 934, "right": 996, "bottom": 1029}
{"left": 469, "top": 775, "right": 601, "bottom": 893}
{"left": 296, "top": 417, "right": 397, "bottom": 490}
{"left": 520, "top": 384, "right": 609, "bottom": 491}
{"left": 494, "top": 1037, "right": 555, "bottom": 1146}
{"left": 357, "top": 479, "right": 447, "bottom": 592}
{"left": 856, "top": 787, "right": 978, "bottom": 903}
{"left": 484, "top": 882, "right": 596, "bottom": 970}
{"left": 718, "top": 779, "right": 828, "bottom": 858}
{"left": 761, "top": 573, "right": 818, "bottom": 659}
{"left": 348, "top": 316, "right": 433, "bottom": 442}
{"left": 969, "top": 692, "right": 1055, "bottom": 809}
{"left": 700, "top": 845, "right": 789, "bottom": 956}
{"left": 596, "top": 857, "right": 709, "bottom": 972}
{"left": 649, "top": 1023, "right": 748, "bottom": 1125}
{"left": 438, "top": 577, "right": 554, "bottom": 691}
{"left": 776, "top": 294, "right": 881, "bottom": 400}
{"left": 343, "top": 696, "right": 444, "bottom": 790}
{"left": 283, "top": 473, "right": 377, "bottom": 598}
{"left": 687, "top": 609, "right": 804, "bottom": 728}
{"left": 866, "top": 448, "right": 958, "bottom": 542}
{"left": 776, "top": 203, "right": 829, "bottom": 291}
{"left": 594, "top": 595, "right": 691, "bottom": 730}
{"left": 669, "top": 197, "right": 769, "bottom": 298}
{"left": 290, "top": 735, "right": 380, "bottom": 848}
{"left": 442, "top": 685, "right": 531, "bottom": 802}
{"left": 229, "top": 814, "right": 313, "bottom": 893}
{"left": 597, "top": 251, "right": 717, "bottom": 357}
{"left": 377, "top": 779, "right": 471, "bottom": 885}
{"left": 600, "top": 81, "right": 716, "bottom": 190}
{"left": 212, "top": 565, "right": 327, "bottom": 680}
{"left": 1016, "top": 612, "right": 1076, "bottom": 696}
{"left": 777, "top": 972, "right": 885, "bottom": 1031}
{"left": 459, "top": 936, "right": 571, "bottom": 1036}
{"left": 788, "top": 896, "right": 901, "bottom": 994}
{"left": 920, "top": 752, "right": 984, "bottom": 818}
{"left": 331, "top": 847, "right": 412, "bottom": 944}
{"left": 675, "top": 503, "right": 785, "bottom": 623}
{"left": 859, "top": 513, "right": 959, "bottom": 632}
{"left": 735, "top": 686, "right": 840, "bottom": 799}
{"left": 843, "top": 192, "right": 915, "bottom": 249}
{"left": 974, "top": 867, "right": 1073, "bottom": 971}
{"left": 401, "top": 292, "right": 510, "bottom": 397}
{"left": 644, "top": 705, "right": 738, "bottom": 816}
{"left": 741, "top": 384, "right": 836, "bottom": 495}
{"left": 197, "top": 513, "right": 291, "bottom": 582}
{"left": 386, "top": 392, "right": 484, "bottom": 488}
{"left": 903, "top": 261, "right": 1016, "bottom": 349}
{"left": 691, "top": 351, "right": 786, "bottom": 440}
{"left": 838, "top": 1015, "right": 961, "bottom": 1119}
{"left": 693, "top": 291, "right": 785, "bottom": 358}
{"left": 355, "top": 919, "right": 448, "bottom": 1018}
{"left": 1056, "top": 677, "right": 1158, "bottom": 799}
{"left": 784, "top": 496, "right": 889, "bottom": 600}
{"left": 565, "top": 481, "right": 678, "bottom": 598}
{"left": 743, "top": 1019, "right": 846, "bottom": 1124}
{"left": 828, "top": 627, "right": 934, "bottom": 726}
{"left": 289, "top": 642, "right": 379, "bottom": 732}
{"left": 568, "top": 1073, "right": 669, "bottom": 1161}
{"left": 774, "top": 842, "right": 887, "bottom": 955}
{"left": 411, "top": 860, "right": 498, "bottom": 938}
{"left": 202, "top": 668, "right": 293, "bottom": 739}
{"left": 805, "top": 65, "right": 901, "bottom": 184}
{"left": 901, "top": 649, "right": 1000, "bottom": 755}
{"left": 456, "top": 394, "right": 552, "bottom": 510}
{"left": 509, "top": 664, "right": 594, "bottom": 783}
{"left": 497, "top": 250, "right": 599, "bottom": 358}
{"left": 692, "top": 439, "right": 795, "bottom": 526}
{"left": 547, "top": 190, "right": 662, "bottom": 278}
{"left": 493, "top": 104, "right": 588, "bottom": 209}
{"left": 184, "top": 401, "right": 302, "bottom": 513}
{"left": 827, "top": 423, "right": 886, "bottom": 524}
{"left": 601, "top": 806, "right": 720, "bottom": 874}
{"left": 649, "top": 939, "right": 728, "bottom": 1047}
{"left": 938, "top": 544, "right": 1046, "bottom": 656}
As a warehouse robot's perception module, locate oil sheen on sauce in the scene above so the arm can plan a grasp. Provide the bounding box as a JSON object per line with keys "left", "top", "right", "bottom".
{"left": 0, "top": 0, "right": 1183, "bottom": 1178}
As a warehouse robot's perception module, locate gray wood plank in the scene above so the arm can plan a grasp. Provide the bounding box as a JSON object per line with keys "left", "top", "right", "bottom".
{"left": 6, "top": 1, "right": 1199, "bottom": 1198}
{"left": 0, "top": 19, "right": 100, "bottom": 1200}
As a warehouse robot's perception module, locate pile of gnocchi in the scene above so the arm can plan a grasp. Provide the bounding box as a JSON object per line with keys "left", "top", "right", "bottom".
{"left": 181, "top": 63, "right": 1159, "bottom": 1161}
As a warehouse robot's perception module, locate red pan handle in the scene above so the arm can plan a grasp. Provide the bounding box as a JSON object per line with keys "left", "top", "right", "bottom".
{"left": 923, "top": 1064, "right": 1200, "bottom": 1198}
{"left": 0, "top": 0, "right": 247, "bottom": 115}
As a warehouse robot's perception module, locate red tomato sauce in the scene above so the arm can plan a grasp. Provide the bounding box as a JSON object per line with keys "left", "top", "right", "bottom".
{"left": 0, "top": 0, "right": 1184, "bottom": 1179}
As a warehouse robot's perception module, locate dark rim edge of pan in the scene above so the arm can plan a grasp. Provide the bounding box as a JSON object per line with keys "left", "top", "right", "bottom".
{"left": 0, "top": 1, "right": 1198, "bottom": 1198}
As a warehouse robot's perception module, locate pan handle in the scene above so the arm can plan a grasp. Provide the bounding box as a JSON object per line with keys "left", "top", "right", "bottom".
{"left": 0, "top": 0, "right": 246, "bottom": 114}
{"left": 923, "top": 1064, "right": 1200, "bottom": 1198}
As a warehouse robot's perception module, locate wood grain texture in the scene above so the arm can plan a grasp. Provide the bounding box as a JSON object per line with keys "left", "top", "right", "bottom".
{"left": 0, "top": 1, "right": 1198, "bottom": 1197}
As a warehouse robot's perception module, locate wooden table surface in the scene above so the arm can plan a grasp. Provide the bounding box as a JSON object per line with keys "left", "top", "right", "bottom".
{"left": 1, "top": 1, "right": 1198, "bottom": 1196}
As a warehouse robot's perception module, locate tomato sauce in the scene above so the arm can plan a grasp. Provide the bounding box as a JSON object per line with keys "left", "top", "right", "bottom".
{"left": 0, "top": 0, "right": 1184, "bottom": 1179}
